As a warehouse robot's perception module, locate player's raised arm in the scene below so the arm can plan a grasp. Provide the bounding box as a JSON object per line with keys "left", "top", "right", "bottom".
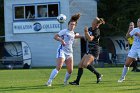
{"left": 84, "top": 26, "right": 94, "bottom": 41}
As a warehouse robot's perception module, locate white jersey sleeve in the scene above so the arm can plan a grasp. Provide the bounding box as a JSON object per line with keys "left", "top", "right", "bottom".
{"left": 58, "top": 29, "right": 67, "bottom": 36}
{"left": 129, "top": 28, "right": 137, "bottom": 36}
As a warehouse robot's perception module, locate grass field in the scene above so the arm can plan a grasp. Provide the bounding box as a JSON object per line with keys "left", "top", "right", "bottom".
{"left": 0, "top": 67, "right": 140, "bottom": 93}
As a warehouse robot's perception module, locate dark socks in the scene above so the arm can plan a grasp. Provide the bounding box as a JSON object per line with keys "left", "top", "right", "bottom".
{"left": 75, "top": 68, "right": 83, "bottom": 83}
{"left": 87, "top": 65, "right": 100, "bottom": 76}
{"left": 87, "top": 65, "right": 102, "bottom": 83}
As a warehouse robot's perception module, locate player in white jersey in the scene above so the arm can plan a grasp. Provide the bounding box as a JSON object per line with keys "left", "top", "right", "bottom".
{"left": 118, "top": 18, "right": 140, "bottom": 82}
{"left": 46, "top": 13, "right": 83, "bottom": 86}
{"left": 56, "top": 28, "right": 75, "bottom": 58}
{"left": 126, "top": 22, "right": 140, "bottom": 72}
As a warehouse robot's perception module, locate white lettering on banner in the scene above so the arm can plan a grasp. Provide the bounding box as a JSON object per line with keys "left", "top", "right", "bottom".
{"left": 13, "top": 21, "right": 61, "bottom": 33}
{"left": 42, "top": 24, "right": 60, "bottom": 29}
{"left": 14, "top": 25, "right": 32, "bottom": 30}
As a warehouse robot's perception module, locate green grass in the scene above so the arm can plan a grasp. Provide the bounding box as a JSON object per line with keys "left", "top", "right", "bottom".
{"left": 0, "top": 67, "right": 140, "bottom": 93}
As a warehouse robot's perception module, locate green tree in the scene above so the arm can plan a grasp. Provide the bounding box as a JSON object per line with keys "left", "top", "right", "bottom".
{"left": 98, "top": 0, "right": 140, "bottom": 37}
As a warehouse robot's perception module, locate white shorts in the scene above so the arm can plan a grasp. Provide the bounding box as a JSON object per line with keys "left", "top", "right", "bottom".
{"left": 56, "top": 49, "right": 73, "bottom": 60}
{"left": 128, "top": 48, "right": 140, "bottom": 59}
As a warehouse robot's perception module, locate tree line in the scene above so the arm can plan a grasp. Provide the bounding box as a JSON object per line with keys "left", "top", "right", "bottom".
{"left": 98, "top": 0, "right": 140, "bottom": 37}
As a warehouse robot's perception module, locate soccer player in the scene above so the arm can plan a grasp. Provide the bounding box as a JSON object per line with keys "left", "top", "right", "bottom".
{"left": 118, "top": 18, "right": 140, "bottom": 82}
{"left": 45, "top": 13, "right": 83, "bottom": 86}
{"left": 69, "top": 17, "right": 105, "bottom": 85}
{"left": 126, "top": 22, "right": 140, "bottom": 72}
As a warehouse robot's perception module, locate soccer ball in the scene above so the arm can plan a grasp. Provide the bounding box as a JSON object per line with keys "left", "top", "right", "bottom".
{"left": 57, "top": 14, "right": 67, "bottom": 23}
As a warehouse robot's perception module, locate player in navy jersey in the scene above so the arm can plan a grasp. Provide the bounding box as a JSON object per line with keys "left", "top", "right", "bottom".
{"left": 45, "top": 13, "right": 83, "bottom": 87}
{"left": 69, "top": 17, "right": 105, "bottom": 85}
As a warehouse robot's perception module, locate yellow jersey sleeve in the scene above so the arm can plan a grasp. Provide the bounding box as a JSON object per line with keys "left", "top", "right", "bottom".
{"left": 127, "top": 37, "right": 134, "bottom": 45}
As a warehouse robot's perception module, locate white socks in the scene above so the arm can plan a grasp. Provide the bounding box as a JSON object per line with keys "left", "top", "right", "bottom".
{"left": 48, "top": 68, "right": 59, "bottom": 83}
{"left": 64, "top": 71, "right": 71, "bottom": 83}
{"left": 47, "top": 69, "right": 71, "bottom": 85}
{"left": 121, "top": 65, "right": 129, "bottom": 78}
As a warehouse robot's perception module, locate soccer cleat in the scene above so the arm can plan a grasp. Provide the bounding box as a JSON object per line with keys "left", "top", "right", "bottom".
{"left": 96, "top": 74, "right": 103, "bottom": 83}
{"left": 118, "top": 77, "right": 125, "bottom": 82}
{"left": 45, "top": 81, "right": 52, "bottom": 87}
{"left": 69, "top": 80, "right": 79, "bottom": 85}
